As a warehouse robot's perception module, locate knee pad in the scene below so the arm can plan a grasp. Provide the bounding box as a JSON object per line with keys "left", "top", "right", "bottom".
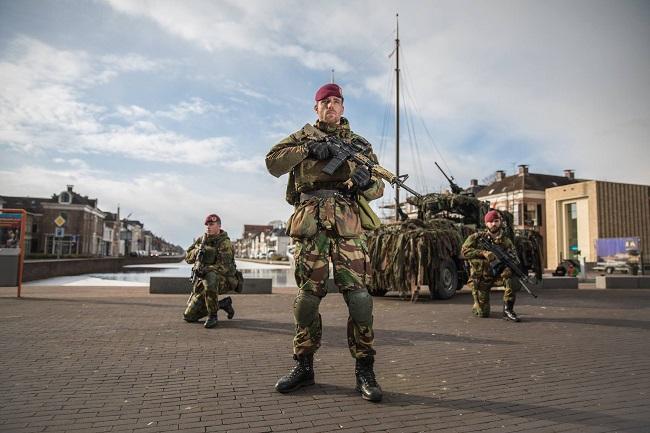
{"left": 293, "top": 291, "right": 321, "bottom": 327}
{"left": 347, "top": 289, "right": 373, "bottom": 327}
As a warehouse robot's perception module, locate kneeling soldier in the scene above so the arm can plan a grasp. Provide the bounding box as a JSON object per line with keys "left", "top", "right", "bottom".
{"left": 461, "top": 210, "right": 521, "bottom": 321}
{"left": 184, "top": 213, "right": 242, "bottom": 328}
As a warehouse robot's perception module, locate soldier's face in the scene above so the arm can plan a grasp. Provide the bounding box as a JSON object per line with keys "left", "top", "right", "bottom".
{"left": 205, "top": 221, "right": 221, "bottom": 235}
{"left": 315, "top": 97, "right": 344, "bottom": 125}
{"left": 486, "top": 218, "right": 501, "bottom": 233}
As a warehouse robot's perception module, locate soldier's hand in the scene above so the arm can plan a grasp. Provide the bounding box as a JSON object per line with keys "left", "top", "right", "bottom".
{"left": 350, "top": 165, "right": 372, "bottom": 190}
{"left": 307, "top": 140, "right": 332, "bottom": 160}
{"left": 482, "top": 251, "right": 497, "bottom": 262}
{"left": 500, "top": 267, "right": 513, "bottom": 278}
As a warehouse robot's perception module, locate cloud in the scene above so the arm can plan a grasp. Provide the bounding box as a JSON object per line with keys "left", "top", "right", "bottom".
{"left": 0, "top": 36, "right": 236, "bottom": 165}
{"left": 222, "top": 157, "right": 266, "bottom": 173}
{"left": 104, "top": 0, "right": 352, "bottom": 72}
{"left": 155, "top": 97, "right": 228, "bottom": 121}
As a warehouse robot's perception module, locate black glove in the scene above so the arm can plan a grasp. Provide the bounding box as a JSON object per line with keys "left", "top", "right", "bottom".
{"left": 307, "top": 140, "right": 331, "bottom": 160}
{"left": 350, "top": 166, "right": 372, "bottom": 190}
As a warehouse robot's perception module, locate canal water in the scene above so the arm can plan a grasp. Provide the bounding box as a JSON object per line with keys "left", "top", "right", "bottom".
{"left": 25, "top": 260, "right": 298, "bottom": 288}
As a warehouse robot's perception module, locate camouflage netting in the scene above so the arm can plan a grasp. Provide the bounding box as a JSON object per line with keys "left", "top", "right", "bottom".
{"left": 367, "top": 191, "right": 544, "bottom": 297}
{"left": 408, "top": 193, "right": 490, "bottom": 225}
{"left": 514, "top": 229, "right": 544, "bottom": 280}
{"left": 367, "top": 218, "right": 473, "bottom": 296}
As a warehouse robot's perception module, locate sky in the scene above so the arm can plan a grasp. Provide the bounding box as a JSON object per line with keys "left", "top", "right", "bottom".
{"left": 1, "top": 0, "right": 648, "bottom": 247}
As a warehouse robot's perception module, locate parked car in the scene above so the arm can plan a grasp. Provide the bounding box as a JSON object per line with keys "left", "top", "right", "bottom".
{"left": 593, "top": 261, "right": 634, "bottom": 274}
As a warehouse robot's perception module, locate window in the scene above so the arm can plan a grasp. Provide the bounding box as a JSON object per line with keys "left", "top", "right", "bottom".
{"left": 565, "top": 202, "right": 578, "bottom": 258}
{"left": 59, "top": 192, "right": 71, "bottom": 204}
{"left": 524, "top": 203, "right": 540, "bottom": 226}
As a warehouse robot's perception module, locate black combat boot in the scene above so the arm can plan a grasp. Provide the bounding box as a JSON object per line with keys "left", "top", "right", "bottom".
{"left": 218, "top": 296, "right": 235, "bottom": 320}
{"left": 503, "top": 300, "right": 521, "bottom": 322}
{"left": 275, "top": 354, "right": 315, "bottom": 393}
{"left": 204, "top": 314, "right": 218, "bottom": 328}
{"left": 355, "top": 356, "right": 383, "bottom": 402}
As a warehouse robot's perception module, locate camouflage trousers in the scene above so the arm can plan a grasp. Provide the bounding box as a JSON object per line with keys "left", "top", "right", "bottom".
{"left": 292, "top": 230, "right": 375, "bottom": 359}
{"left": 184, "top": 271, "right": 231, "bottom": 321}
{"left": 468, "top": 276, "right": 519, "bottom": 317}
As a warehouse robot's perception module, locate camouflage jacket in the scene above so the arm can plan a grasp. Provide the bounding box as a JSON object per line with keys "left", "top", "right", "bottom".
{"left": 185, "top": 230, "right": 237, "bottom": 276}
{"left": 265, "top": 118, "right": 384, "bottom": 239}
{"left": 462, "top": 229, "right": 515, "bottom": 279}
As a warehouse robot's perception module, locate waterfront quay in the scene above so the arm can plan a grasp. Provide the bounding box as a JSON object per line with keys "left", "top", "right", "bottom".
{"left": 1, "top": 285, "right": 649, "bottom": 433}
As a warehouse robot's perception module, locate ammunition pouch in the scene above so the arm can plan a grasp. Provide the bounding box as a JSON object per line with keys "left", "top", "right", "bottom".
{"left": 357, "top": 195, "right": 381, "bottom": 231}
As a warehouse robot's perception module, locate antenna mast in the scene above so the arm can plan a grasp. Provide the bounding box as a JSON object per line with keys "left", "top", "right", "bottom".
{"left": 394, "top": 13, "right": 401, "bottom": 221}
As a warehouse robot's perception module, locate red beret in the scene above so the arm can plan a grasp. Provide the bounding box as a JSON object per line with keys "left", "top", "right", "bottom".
{"left": 315, "top": 83, "right": 343, "bottom": 101}
{"left": 204, "top": 214, "right": 221, "bottom": 225}
{"left": 484, "top": 210, "right": 501, "bottom": 223}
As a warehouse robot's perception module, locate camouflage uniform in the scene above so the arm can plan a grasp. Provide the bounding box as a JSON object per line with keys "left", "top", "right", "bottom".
{"left": 184, "top": 231, "right": 239, "bottom": 321}
{"left": 461, "top": 229, "right": 519, "bottom": 317}
{"left": 266, "top": 118, "right": 384, "bottom": 359}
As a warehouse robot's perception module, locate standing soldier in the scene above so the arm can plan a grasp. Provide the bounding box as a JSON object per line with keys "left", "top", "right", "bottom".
{"left": 184, "top": 214, "right": 240, "bottom": 328}
{"left": 461, "top": 210, "right": 522, "bottom": 322}
{"left": 265, "top": 83, "right": 385, "bottom": 402}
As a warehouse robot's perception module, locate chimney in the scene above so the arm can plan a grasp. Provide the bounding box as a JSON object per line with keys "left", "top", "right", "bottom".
{"left": 66, "top": 185, "right": 74, "bottom": 193}
{"left": 563, "top": 169, "right": 575, "bottom": 179}
{"left": 517, "top": 164, "right": 529, "bottom": 176}
{"left": 495, "top": 170, "right": 506, "bottom": 182}
{"left": 470, "top": 179, "right": 478, "bottom": 187}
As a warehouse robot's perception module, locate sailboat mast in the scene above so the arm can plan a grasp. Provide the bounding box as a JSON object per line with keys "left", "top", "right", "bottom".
{"left": 394, "top": 13, "right": 401, "bottom": 221}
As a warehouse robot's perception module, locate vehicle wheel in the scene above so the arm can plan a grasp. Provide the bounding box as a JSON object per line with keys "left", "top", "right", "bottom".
{"left": 606, "top": 267, "right": 614, "bottom": 274}
{"left": 430, "top": 259, "right": 459, "bottom": 300}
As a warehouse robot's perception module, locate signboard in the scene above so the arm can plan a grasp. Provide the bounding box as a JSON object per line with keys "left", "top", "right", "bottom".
{"left": 596, "top": 237, "right": 641, "bottom": 262}
{"left": 54, "top": 215, "right": 66, "bottom": 227}
{"left": 595, "top": 237, "right": 642, "bottom": 274}
{"left": 55, "top": 227, "right": 65, "bottom": 237}
{"left": 0, "top": 209, "right": 27, "bottom": 296}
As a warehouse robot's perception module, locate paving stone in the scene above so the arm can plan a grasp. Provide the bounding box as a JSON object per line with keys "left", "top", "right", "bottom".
{"left": 1, "top": 286, "right": 649, "bottom": 432}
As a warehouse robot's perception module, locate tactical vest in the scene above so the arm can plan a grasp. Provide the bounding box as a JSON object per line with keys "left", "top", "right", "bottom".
{"left": 290, "top": 120, "right": 368, "bottom": 197}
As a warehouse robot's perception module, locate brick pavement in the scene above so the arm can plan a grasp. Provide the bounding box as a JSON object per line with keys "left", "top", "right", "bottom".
{"left": 1, "top": 286, "right": 649, "bottom": 433}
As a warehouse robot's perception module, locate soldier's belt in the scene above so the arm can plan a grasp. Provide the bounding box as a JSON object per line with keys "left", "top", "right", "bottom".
{"left": 300, "top": 189, "right": 352, "bottom": 202}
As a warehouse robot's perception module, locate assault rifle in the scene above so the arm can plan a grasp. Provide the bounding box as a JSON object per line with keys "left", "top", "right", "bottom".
{"left": 317, "top": 135, "right": 423, "bottom": 199}
{"left": 434, "top": 162, "right": 463, "bottom": 195}
{"left": 476, "top": 235, "right": 538, "bottom": 298}
{"left": 189, "top": 234, "right": 208, "bottom": 286}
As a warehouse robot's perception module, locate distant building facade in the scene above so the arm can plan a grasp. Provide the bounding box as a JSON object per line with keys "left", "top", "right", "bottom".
{"left": 234, "top": 222, "right": 292, "bottom": 259}
{"left": 236, "top": 225, "right": 273, "bottom": 258}
{"left": 1, "top": 185, "right": 180, "bottom": 257}
{"left": 545, "top": 180, "right": 650, "bottom": 268}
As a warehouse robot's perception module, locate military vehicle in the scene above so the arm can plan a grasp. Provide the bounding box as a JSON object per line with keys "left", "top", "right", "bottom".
{"left": 366, "top": 191, "right": 543, "bottom": 300}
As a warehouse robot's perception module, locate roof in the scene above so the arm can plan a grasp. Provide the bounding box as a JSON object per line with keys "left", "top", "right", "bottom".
{"left": 270, "top": 227, "right": 288, "bottom": 236}
{"left": 0, "top": 195, "right": 47, "bottom": 214}
{"left": 465, "top": 184, "right": 487, "bottom": 196}
{"left": 476, "top": 173, "right": 581, "bottom": 197}
{"left": 243, "top": 225, "right": 273, "bottom": 236}
{"left": 103, "top": 212, "right": 119, "bottom": 222}
{"left": 51, "top": 190, "right": 98, "bottom": 207}
{"left": 123, "top": 219, "right": 144, "bottom": 227}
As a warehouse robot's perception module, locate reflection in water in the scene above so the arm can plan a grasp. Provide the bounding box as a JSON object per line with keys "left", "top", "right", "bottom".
{"left": 88, "top": 261, "right": 297, "bottom": 287}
